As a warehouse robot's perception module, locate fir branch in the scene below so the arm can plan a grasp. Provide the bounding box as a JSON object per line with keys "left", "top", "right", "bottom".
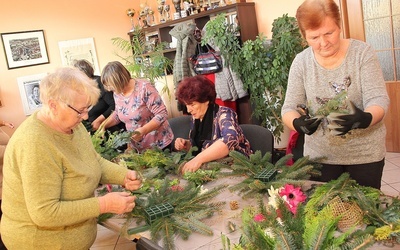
{"left": 274, "top": 154, "right": 294, "bottom": 168}
{"left": 125, "top": 178, "right": 227, "bottom": 249}
{"left": 227, "top": 153, "right": 317, "bottom": 198}
{"left": 183, "top": 169, "right": 219, "bottom": 185}
{"left": 274, "top": 228, "right": 296, "bottom": 250}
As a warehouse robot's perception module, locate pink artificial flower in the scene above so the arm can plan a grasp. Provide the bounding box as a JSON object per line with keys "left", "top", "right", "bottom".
{"left": 254, "top": 213, "right": 266, "bottom": 222}
{"left": 278, "top": 184, "right": 307, "bottom": 215}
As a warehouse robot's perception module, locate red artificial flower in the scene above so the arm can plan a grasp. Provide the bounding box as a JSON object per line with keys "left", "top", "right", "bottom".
{"left": 170, "top": 185, "right": 184, "bottom": 192}
{"left": 254, "top": 213, "right": 266, "bottom": 222}
{"left": 278, "top": 184, "right": 307, "bottom": 215}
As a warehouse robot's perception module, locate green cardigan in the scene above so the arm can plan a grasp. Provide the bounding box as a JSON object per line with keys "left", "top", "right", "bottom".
{"left": 1, "top": 112, "right": 128, "bottom": 249}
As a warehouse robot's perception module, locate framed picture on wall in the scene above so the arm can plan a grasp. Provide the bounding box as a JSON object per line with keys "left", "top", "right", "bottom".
{"left": 1, "top": 30, "right": 49, "bottom": 69}
{"left": 58, "top": 37, "right": 100, "bottom": 76}
{"left": 17, "top": 73, "right": 47, "bottom": 116}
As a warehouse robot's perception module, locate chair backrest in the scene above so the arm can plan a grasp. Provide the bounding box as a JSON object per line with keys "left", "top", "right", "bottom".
{"left": 239, "top": 124, "right": 274, "bottom": 157}
{"left": 168, "top": 115, "right": 192, "bottom": 150}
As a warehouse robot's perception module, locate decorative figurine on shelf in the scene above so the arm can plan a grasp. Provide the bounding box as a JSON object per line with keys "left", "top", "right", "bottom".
{"left": 219, "top": 0, "right": 226, "bottom": 7}
{"left": 183, "top": 1, "right": 189, "bottom": 15}
{"left": 126, "top": 8, "right": 136, "bottom": 31}
{"left": 189, "top": 1, "right": 195, "bottom": 15}
{"left": 183, "top": 0, "right": 194, "bottom": 15}
{"left": 172, "top": 0, "right": 182, "bottom": 18}
{"left": 164, "top": 4, "right": 171, "bottom": 21}
{"left": 147, "top": 9, "right": 155, "bottom": 26}
{"left": 157, "top": 0, "right": 165, "bottom": 23}
{"left": 138, "top": 2, "right": 152, "bottom": 28}
{"left": 194, "top": 0, "right": 201, "bottom": 14}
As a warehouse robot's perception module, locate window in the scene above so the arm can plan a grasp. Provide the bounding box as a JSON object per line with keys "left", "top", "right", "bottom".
{"left": 362, "top": 0, "right": 400, "bottom": 81}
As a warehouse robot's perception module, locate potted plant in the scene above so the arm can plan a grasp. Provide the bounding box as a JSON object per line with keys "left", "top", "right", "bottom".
{"left": 111, "top": 27, "right": 173, "bottom": 94}
{"left": 202, "top": 14, "right": 306, "bottom": 142}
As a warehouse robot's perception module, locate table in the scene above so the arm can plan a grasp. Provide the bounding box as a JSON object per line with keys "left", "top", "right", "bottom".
{"left": 101, "top": 175, "right": 398, "bottom": 250}
{"left": 102, "top": 175, "right": 267, "bottom": 249}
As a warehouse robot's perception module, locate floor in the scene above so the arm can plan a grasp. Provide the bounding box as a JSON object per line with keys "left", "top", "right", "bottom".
{"left": 90, "top": 224, "right": 136, "bottom": 250}
{"left": 90, "top": 152, "right": 400, "bottom": 250}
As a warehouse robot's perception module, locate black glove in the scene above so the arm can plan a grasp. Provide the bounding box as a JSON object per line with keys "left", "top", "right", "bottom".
{"left": 327, "top": 100, "right": 372, "bottom": 136}
{"left": 293, "top": 115, "right": 322, "bottom": 135}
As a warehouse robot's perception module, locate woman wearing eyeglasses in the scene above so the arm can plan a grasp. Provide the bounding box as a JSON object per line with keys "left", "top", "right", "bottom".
{"left": 1, "top": 67, "right": 142, "bottom": 249}
{"left": 100, "top": 61, "right": 173, "bottom": 153}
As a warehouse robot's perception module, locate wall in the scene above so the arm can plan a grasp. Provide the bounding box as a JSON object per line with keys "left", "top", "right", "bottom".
{"left": 0, "top": 0, "right": 302, "bottom": 137}
{"left": 248, "top": 0, "right": 303, "bottom": 37}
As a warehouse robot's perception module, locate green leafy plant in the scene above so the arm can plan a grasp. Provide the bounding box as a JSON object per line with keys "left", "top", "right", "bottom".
{"left": 91, "top": 128, "right": 132, "bottom": 161}
{"left": 111, "top": 27, "right": 173, "bottom": 94}
{"left": 202, "top": 14, "right": 306, "bottom": 141}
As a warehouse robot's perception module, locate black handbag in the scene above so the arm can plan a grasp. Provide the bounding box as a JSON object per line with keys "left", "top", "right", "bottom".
{"left": 190, "top": 44, "right": 223, "bottom": 75}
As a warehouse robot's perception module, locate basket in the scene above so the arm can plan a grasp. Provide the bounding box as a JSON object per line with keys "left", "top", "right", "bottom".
{"left": 327, "top": 196, "right": 364, "bottom": 232}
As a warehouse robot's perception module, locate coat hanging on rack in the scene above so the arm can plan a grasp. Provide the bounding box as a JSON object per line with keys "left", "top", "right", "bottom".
{"left": 202, "top": 22, "right": 248, "bottom": 101}
{"left": 169, "top": 22, "right": 197, "bottom": 87}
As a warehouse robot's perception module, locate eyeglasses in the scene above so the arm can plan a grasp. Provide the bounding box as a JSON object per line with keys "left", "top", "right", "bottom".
{"left": 66, "top": 104, "right": 91, "bottom": 117}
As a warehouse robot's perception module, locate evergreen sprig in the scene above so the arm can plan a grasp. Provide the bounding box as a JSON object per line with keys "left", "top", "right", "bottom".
{"left": 91, "top": 128, "right": 133, "bottom": 161}
{"left": 183, "top": 169, "right": 219, "bottom": 186}
{"left": 115, "top": 147, "right": 197, "bottom": 178}
{"left": 225, "top": 151, "right": 319, "bottom": 198}
{"left": 127, "top": 178, "right": 227, "bottom": 249}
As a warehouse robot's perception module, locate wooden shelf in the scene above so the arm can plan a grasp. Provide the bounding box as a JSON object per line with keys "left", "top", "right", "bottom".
{"left": 128, "top": 3, "right": 257, "bottom": 43}
{"left": 127, "top": 2, "right": 258, "bottom": 124}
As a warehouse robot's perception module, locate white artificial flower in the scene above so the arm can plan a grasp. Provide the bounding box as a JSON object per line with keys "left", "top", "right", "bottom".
{"left": 267, "top": 186, "right": 282, "bottom": 209}
{"left": 264, "top": 227, "right": 275, "bottom": 239}
{"left": 276, "top": 217, "right": 284, "bottom": 226}
{"left": 199, "top": 185, "right": 208, "bottom": 195}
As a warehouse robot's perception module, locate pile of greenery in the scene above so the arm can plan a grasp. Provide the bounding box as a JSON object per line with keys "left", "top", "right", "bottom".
{"left": 222, "top": 173, "right": 400, "bottom": 249}
{"left": 127, "top": 178, "right": 227, "bottom": 249}
{"left": 212, "top": 150, "right": 320, "bottom": 199}
{"left": 91, "top": 128, "right": 132, "bottom": 161}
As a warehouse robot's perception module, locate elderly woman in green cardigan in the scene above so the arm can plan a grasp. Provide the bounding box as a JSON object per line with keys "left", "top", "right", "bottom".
{"left": 1, "top": 67, "right": 142, "bottom": 249}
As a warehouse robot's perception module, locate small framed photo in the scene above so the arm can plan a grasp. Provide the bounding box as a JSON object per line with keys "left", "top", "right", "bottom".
{"left": 58, "top": 37, "right": 100, "bottom": 76}
{"left": 1, "top": 30, "right": 49, "bottom": 69}
{"left": 17, "top": 73, "right": 47, "bottom": 116}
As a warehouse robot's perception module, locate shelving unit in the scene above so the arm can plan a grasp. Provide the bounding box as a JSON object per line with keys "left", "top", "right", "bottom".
{"left": 129, "top": 2, "right": 258, "bottom": 62}
{"left": 128, "top": 2, "right": 259, "bottom": 124}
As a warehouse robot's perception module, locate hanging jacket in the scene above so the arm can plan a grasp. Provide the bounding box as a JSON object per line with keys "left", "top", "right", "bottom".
{"left": 202, "top": 23, "right": 248, "bottom": 101}
{"left": 169, "top": 23, "right": 197, "bottom": 88}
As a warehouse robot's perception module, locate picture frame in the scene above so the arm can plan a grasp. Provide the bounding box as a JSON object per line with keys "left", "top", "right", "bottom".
{"left": 1, "top": 30, "right": 49, "bottom": 69}
{"left": 17, "top": 73, "right": 47, "bottom": 116}
{"left": 58, "top": 37, "right": 100, "bottom": 76}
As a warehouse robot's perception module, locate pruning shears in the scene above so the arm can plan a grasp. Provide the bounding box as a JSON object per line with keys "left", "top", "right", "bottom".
{"left": 296, "top": 104, "right": 310, "bottom": 118}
